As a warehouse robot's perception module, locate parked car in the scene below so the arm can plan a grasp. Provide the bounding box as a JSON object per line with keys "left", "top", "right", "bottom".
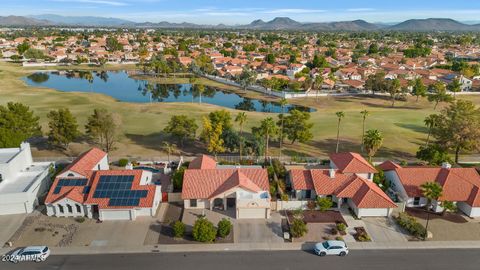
{"left": 3, "top": 246, "right": 50, "bottom": 263}
{"left": 313, "top": 240, "right": 348, "bottom": 256}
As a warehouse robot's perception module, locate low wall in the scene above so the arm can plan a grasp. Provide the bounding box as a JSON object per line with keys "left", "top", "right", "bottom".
{"left": 274, "top": 200, "right": 311, "bottom": 211}
{"left": 167, "top": 192, "right": 183, "bottom": 202}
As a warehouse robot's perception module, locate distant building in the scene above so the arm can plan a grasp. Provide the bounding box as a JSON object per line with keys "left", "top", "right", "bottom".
{"left": 0, "top": 143, "right": 53, "bottom": 215}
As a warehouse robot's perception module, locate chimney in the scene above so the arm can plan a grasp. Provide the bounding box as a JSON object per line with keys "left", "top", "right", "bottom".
{"left": 329, "top": 168, "right": 336, "bottom": 179}
{"left": 442, "top": 162, "right": 452, "bottom": 169}
{"left": 126, "top": 163, "right": 134, "bottom": 170}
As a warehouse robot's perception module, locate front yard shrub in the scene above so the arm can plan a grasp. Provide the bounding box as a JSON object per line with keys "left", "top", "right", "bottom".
{"left": 217, "top": 218, "right": 232, "bottom": 238}
{"left": 316, "top": 197, "right": 333, "bottom": 212}
{"left": 192, "top": 217, "right": 217, "bottom": 242}
{"left": 172, "top": 221, "right": 186, "bottom": 238}
{"left": 280, "top": 193, "right": 289, "bottom": 201}
{"left": 354, "top": 227, "right": 371, "bottom": 242}
{"left": 335, "top": 236, "right": 344, "bottom": 241}
{"left": 74, "top": 217, "right": 86, "bottom": 223}
{"left": 290, "top": 218, "right": 308, "bottom": 238}
{"left": 118, "top": 158, "right": 129, "bottom": 167}
{"left": 395, "top": 212, "right": 426, "bottom": 238}
{"left": 358, "top": 234, "right": 371, "bottom": 242}
{"left": 269, "top": 184, "right": 277, "bottom": 198}
{"left": 271, "top": 158, "right": 286, "bottom": 179}
{"left": 307, "top": 200, "right": 316, "bottom": 210}
{"left": 336, "top": 223, "right": 347, "bottom": 233}
{"left": 330, "top": 227, "right": 338, "bottom": 235}
{"left": 34, "top": 227, "right": 46, "bottom": 232}
{"left": 172, "top": 166, "right": 186, "bottom": 191}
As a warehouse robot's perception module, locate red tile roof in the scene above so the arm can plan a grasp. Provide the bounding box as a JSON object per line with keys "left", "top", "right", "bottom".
{"left": 188, "top": 155, "right": 217, "bottom": 170}
{"left": 381, "top": 162, "right": 480, "bottom": 206}
{"left": 182, "top": 167, "right": 269, "bottom": 199}
{"left": 329, "top": 152, "right": 377, "bottom": 174}
{"left": 45, "top": 177, "right": 91, "bottom": 204}
{"left": 289, "top": 169, "right": 396, "bottom": 209}
{"left": 61, "top": 148, "right": 107, "bottom": 177}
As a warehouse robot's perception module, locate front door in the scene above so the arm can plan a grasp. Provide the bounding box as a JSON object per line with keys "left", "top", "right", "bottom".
{"left": 227, "top": 198, "right": 236, "bottom": 208}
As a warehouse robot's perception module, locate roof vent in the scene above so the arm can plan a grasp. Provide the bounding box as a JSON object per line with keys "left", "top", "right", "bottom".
{"left": 329, "top": 168, "right": 336, "bottom": 179}
{"left": 442, "top": 162, "right": 452, "bottom": 169}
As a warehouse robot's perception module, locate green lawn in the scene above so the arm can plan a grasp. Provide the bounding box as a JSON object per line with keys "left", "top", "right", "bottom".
{"left": 1, "top": 61, "right": 479, "bottom": 160}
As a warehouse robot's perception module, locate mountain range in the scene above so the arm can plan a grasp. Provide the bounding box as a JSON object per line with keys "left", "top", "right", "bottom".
{"left": 1, "top": 15, "right": 480, "bottom": 32}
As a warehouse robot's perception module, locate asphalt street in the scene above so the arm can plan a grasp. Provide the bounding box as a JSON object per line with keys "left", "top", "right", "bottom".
{"left": 2, "top": 249, "right": 480, "bottom": 270}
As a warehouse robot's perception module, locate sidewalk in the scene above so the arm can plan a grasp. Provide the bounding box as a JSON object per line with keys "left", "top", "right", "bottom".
{"left": 3, "top": 240, "right": 480, "bottom": 256}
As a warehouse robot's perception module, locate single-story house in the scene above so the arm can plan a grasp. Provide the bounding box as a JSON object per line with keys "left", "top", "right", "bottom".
{"left": 0, "top": 143, "right": 53, "bottom": 215}
{"left": 45, "top": 148, "right": 161, "bottom": 221}
{"left": 182, "top": 155, "right": 271, "bottom": 219}
{"left": 288, "top": 152, "right": 397, "bottom": 218}
{"left": 379, "top": 161, "right": 480, "bottom": 217}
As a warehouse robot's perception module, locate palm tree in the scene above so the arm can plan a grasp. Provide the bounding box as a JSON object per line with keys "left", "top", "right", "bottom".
{"left": 424, "top": 114, "right": 440, "bottom": 147}
{"left": 161, "top": 142, "right": 177, "bottom": 163}
{"left": 363, "top": 129, "right": 383, "bottom": 162}
{"left": 360, "top": 110, "right": 370, "bottom": 152}
{"left": 420, "top": 182, "right": 443, "bottom": 211}
{"left": 259, "top": 117, "right": 278, "bottom": 161}
{"left": 279, "top": 98, "right": 288, "bottom": 159}
{"left": 440, "top": 200, "right": 457, "bottom": 216}
{"left": 335, "top": 111, "right": 345, "bottom": 153}
{"left": 235, "top": 112, "right": 247, "bottom": 162}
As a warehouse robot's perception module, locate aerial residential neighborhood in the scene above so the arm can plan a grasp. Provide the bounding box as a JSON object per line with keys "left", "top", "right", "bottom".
{"left": 1, "top": 0, "right": 480, "bottom": 269}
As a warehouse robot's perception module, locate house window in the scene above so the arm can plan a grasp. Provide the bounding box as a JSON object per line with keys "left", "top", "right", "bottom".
{"left": 413, "top": 197, "right": 421, "bottom": 206}
{"left": 58, "top": 205, "right": 64, "bottom": 214}
{"left": 305, "top": 190, "right": 312, "bottom": 199}
{"left": 97, "top": 164, "right": 101, "bottom": 170}
{"left": 76, "top": 204, "right": 81, "bottom": 213}
{"left": 67, "top": 204, "right": 73, "bottom": 213}
{"left": 67, "top": 173, "right": 74, "bottom": 177}
{"left": 190, "top": 199, "right": 197, "bottom": 207}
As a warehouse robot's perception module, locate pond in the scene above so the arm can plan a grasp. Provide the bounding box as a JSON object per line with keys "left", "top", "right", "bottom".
{"left": 23, "top": 70, "right": 315, "bottom": 113}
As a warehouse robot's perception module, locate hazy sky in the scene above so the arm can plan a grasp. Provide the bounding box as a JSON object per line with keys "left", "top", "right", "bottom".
{"left": 3, "top": 0, "right": 480, "bottom": 24}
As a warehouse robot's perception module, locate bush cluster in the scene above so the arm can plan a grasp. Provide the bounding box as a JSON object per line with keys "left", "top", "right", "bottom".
{"left": 395, "top": 212, "right": 426, "bottom": 238}
{"left": 118, "top": 158, "right": 129, "bottom": 167}
{"left": 290, "top": 218, "right": 308, "bottom": 238}
{"left": 192, "top": 217, "right": 217, "bottom": 242}
{"left": 217, "top": 218, "right": 232, "bottom": 238}
{"left": 172, "top": 221, "right": 186, "bottom": 238}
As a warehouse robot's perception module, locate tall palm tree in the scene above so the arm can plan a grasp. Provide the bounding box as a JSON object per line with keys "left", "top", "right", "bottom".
{"left": 424, "top": 114, "right": 440, "bottom": 147}
{"left": 259, "top": 117, "right": 278, "bottom": 161}
{"left": 235, "top": 112, "right": 247, "bottom": 162}
{"left": 161, "top": 142, "right": 177, "bottom": 163}
{"left": 335, "top": 111, "right": 345, "bottom": 153}
{"left": 279, "top": 98, "right": 288, "bottom": 159}
{"left": 360, "top": 110, "right": 370, "bottom": 152}
{"left": 420, "top": 182, "right": 443, "bottom": 211}
{"left": 363, "top": 129, "right": 383, "bottom": 162}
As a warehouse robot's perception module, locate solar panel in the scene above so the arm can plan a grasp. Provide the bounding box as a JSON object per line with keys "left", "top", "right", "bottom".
{"left": 53, "top": 178, "right": 88, "bottom": 194}
{"left": 92, "top": 175, "right": 148, "bottom": 206}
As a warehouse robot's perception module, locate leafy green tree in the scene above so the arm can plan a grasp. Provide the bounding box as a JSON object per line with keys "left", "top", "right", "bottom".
{"left": 106, "top": 37, "right": 122, "bottom": 52}
{"left": 335, "top": 111, "right": 345, "bottom": 153}
{"left": 85, "top": 108, "right": 120, "bottom": 153}
{"left": 278, "top": 98, "right": 288, "bottom": 155}
{"left": 253, "top": 117, "right": 278, "bottom": 160}
{"left": 217, "top": 218, "right": 232, "bottom": 238}
{"left": 172, "top": 166, "right": 186, "bottom": 191}
{"left": 385, "top": 79, "right": 403, "bottom": 107}
{"left": 447, "top": 78, "right": 462, "bottom": 98}
{"left": 416, "top": 144, "right": 452, "bottom": 165}
{"left": 281, "top": 109, "right": 313, "bottom": 144}
{"left": 172, "top": 221, "right": 186, "bottom": 238}
{"left": 363, "top": 129, "right": 383, "bottom": 162}
{"left": 208, "top": 110, "right": 233, "bottom": 130}
{"left": 238, "top": 67, "right": 257, "bottom": 92}
{"left": 0, "top": 102, "right": 41, "bottom": 148}
{"left": 192, "top": 217, "right": 217, "bottom": 242}
{"left": 161, "top": 142, "right": 178, "bottom": 162}
{"left": 24, "top": 48, "right": 45, "bottom": 60}
{"left": 424, "top": 114, "right": 441, "bottom": 146}
{"left": 201, "top": 116, "right": 225, "bottom": 157}
{"left": 16, "top": 41, "right": 30, "bottom": 55}
{"left": 440, "top": 201, "right": 457, "bottom": 215}
{"left": 266, "top": 53, "right": 275, "bottom": 64}
{"left": 235, "top": 112, "right": 247, "bottom": 160}
{"left": 316, "top": 197, "right": 333, "bottom": 212}
{"left": 47, "top": 108, "right": 80, "bottom": 149}
{"left": 412, "top": 78, "right": 427, "bottom": 102}
{"left": 431, "top": 100, "right": 480, "bottom": 163}
{"left": 163, "top": 115, "right": 198, "bottom": 147}
{"left": 428, "top": 82, "right": 453, "bottom": 110}
{"left": 367, "top": 43, "right": 379, "bottom": 55}
{"left": 420, "top": 182, "right": 443, "bottom": 211}
{"left": 365, "top": 72, "right": 385, "bottom": 95}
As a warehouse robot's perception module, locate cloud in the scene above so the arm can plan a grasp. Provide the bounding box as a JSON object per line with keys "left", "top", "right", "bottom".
{"left": 51, "top": 0, "right": 128, "bottom": 6}
{"left": 262, "top": 9, "right": 326, "bottom": 14}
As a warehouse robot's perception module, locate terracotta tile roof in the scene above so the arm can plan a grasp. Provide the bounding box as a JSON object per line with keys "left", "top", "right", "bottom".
{"left": 45, "top": 177, "right": 91, "bottom": 204}
{"left": 329, "top": 152, "right": 377, "bottom": 174}
{"left": 84, "top": 170, "right": 156, "bottom": 209}
{"left": 188, "top": 155, "right": 217, "bottom": 169}
{"left": 378, "top": 161, "right": 402, "bottom": 171}
{"left": 61, "top": 148, "right": 107, "bottom": 177}
{"left": 382, "top": 162, "right": 480, "bottom": 206}
{"left": 182, "top": 168, "right": 269, "bottom": 200}
{"left": 289, "top": 169, "right": 396, "bottom": 209}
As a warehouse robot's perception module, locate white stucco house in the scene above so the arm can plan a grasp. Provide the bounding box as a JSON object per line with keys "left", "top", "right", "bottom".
{"left": 182, "top": 155, "right": 271, "bottom": 219}
{"left": 45, "top": 148, "right": 162, "bottom": 221}
{"left": 0, "top": 143, "right": 53, "bottom": 215}
{"left": 288, "top": 152, "right": 397, "bottom": 218}
{"left": 379, "top": 161, "right": 480, "bottom": 217}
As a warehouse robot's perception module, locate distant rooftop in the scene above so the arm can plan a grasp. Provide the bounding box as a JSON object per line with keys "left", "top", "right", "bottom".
{"left": 0, "top": 148, "right": 20, "bottom": 163}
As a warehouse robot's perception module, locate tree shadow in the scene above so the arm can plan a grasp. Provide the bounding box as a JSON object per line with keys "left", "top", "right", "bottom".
{"left": 125, "top": 132, "right": 206, "bottom": 156}
{"left": 394, "top": 123, "right": 428, "bottom": 133}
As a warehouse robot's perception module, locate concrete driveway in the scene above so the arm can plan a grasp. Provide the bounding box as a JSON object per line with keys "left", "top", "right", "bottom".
{"left": 362, "top": 217, "right": 408, "bottom": 242}
{"left": 234, "top": 213, "right": 284, "bottom": 243}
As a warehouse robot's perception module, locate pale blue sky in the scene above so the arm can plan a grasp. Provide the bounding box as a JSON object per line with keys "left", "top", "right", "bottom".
{"left": 3, "top": 0, "right": 480, "bottom": 24}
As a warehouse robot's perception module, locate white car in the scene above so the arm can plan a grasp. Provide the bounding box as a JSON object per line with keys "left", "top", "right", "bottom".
{"left": 3, "top": 246, "right": 50, "bottom": 263}
{"left": 313, "top": 240, "right": 349, "bottom": 256}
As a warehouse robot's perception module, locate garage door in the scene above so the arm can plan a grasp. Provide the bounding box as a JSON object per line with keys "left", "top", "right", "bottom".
{"left": 100, "top": 210, "right": 132, "bottom": 220}
{"left": 237, "top": 208, "right": 266, "bottom": 219}
{"left": 0, "top": 203, "right": 26, "bottom": 215}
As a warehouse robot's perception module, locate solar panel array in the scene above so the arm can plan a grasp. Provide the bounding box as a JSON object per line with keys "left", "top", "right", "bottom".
{"left": 53, "top": 179, "right": 88, "bottom": 194}
{"left": 93, "top": 175, "right": 148, "bottom": 206}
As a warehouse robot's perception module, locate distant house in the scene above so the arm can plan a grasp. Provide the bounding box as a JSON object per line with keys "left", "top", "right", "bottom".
{"left": 288, "top": 152, "right": 396, "bottom": 218}
{"left": 45, "top": 148, "right": 161, "bottom": 221}
{"left": 182, "top": 155, "right": 271, "bottom": 219}
{"left": 0, "top": 143, "right": 53, "bottom": 215}
{"left": 379, "top": 161, "right": 480, "bottom": 217}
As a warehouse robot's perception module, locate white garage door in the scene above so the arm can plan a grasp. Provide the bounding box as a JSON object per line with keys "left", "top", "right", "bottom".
{"left": 100, "top": 210, "right": 132, "bottom": 220}
{"left": 237, "top": 208, "right": 266, "bottom": 219}
{"left": 0, "top": 203, "right": 26, "bottom": 215}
